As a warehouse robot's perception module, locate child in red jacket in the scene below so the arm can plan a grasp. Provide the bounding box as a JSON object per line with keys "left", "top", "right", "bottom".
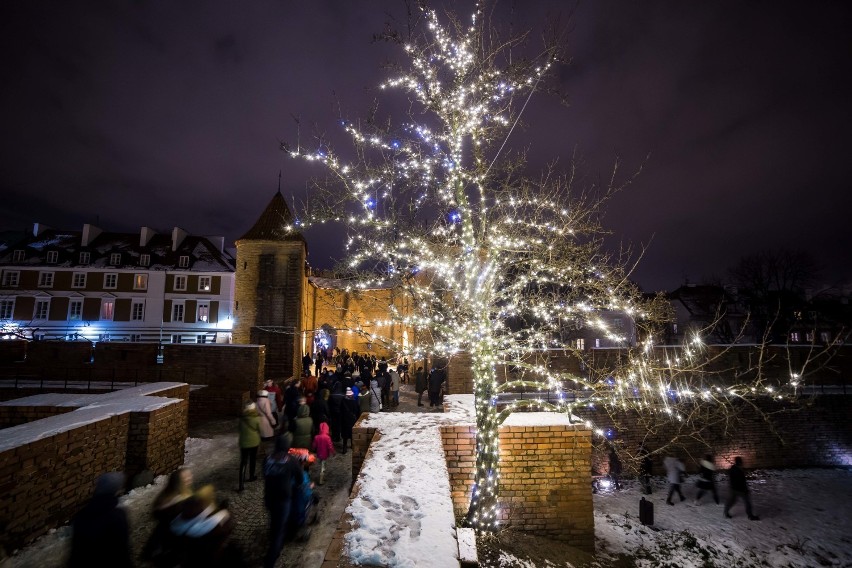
{"left": 311, "top": 422, "right": 335, "bottom": 485}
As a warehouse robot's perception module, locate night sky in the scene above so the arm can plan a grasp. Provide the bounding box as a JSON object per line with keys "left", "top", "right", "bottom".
{"left": 2, "top": 1, "right": 851, "bottom": 292}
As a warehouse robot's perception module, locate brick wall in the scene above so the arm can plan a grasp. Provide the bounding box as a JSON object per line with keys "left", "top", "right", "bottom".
{"left": 0, "top": 405, "right": 73, "bottom": 428}
{"left": 0, "top": 414, "right": 130, "bottom": 550}
{"left": 350, "top": 416, "right": 379, "bottom": 485}
{"left": 440, "top": 421, "right": 595, "bottom": 552}
{"left": 127, "top": 402, "right": 187, "bottom": 478}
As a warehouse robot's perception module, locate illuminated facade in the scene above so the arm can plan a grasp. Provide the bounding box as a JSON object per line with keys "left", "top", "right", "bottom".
{"left": 0, "top": 223, "right": 235, "bottom": 344}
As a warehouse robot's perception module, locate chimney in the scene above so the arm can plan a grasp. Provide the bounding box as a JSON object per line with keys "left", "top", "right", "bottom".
{"left": 171, "top": 227, "right": 188, "bottom": 251}
{"left": 205, "top": 236, "right": 225, "bottom": 253}
{"left": 140, "top": 226, "right": 156, "bottom": 247}
{"left": 32, "top": 222, "right": 50, "bottom": 237}
{"left": 81, "top": 224, "right": 103, "bottom": 246}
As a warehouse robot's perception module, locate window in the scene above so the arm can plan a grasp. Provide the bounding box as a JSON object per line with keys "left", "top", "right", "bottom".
{"left": 12, "top": 250, "right": 25, "bottom": 263}
{"left": 789, "top": 331, "right": 801, "bottom": 343}
{"left": 139, "top": 254, "right": 151, "bottom": 267}
{"left": 131, "top": 301, "right": 145, "bottom": 321}
{"left": 197, "top": 335, "right": 207, "bottom": 344}
{"left": 171, "top": 334, "right": 182, "bottom": 344}
{"left": 178, "top": 255, "right": 189, "bottom": 268}
{"left": 34, "top": 300, "right": 49, "bottom": 320}
{"left": 595, "top": 338, "right": 601, "bottom": 348}
{"left": 172, "top": 302, "right": 185, "bottom": 322}
{"left": 575, "top": 338, "right": 585, "bottom": 350}
{"left": 198, "top": 276, "right": 211, "bottom": 291}
{"left": 197, "top": 302, "right": 210, "bottom": 323}
{"left": 1, "top": 270, "right": 19, "bottom": 287}
{"left": 110, "top": 253, "right": 121, "bottom": 266}
{"left": 38, "top": 272, "right": 54, "bottom": 288}
{"left": 672, "top": 323, "right": 678, "bottom": 335}
{"left": 104, "top": 273, "right": 118, "bottom": 289}
{"left": 133, "top": 274, "right": 148, "bottom": 290}
{"left": 69, "top": 300, "right": 83, "bottom": 321}
{"left": 72, "top": 273, "right": 87, "bottom": 288}
{"left": 0, "top": 299, "right": 14, "bottom": 319}
{"left": 806, "top": 331, "right": 815, "bottom": 343}
{"left": 79, "top": 251, "right": 91, "bottom": 265}
{"left": 101, "top": 299, "right": 115, "bottom": 321}
{"left": 174, "top": 275, "right": 187, "bottom": 291}
{"left": 99, "top": 333, "right": 110, "bottom": 342}
{"left": 820, "top": 331, "right": 831, "bottom": 343}
{"left": 130, "top": 334, "right": 142, "bottom": 342}
{"left": 46, "top": 251, "right": 58, "bottom": 264}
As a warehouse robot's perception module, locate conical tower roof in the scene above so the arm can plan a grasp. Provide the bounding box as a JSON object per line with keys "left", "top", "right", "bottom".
{"left": 238, "top": 191, "right": 305, "bottom": 242}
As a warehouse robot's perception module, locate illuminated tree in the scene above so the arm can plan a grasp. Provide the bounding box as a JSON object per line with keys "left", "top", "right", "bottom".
{"left": 285, "top": 3, "right": 807, "bottom": 531}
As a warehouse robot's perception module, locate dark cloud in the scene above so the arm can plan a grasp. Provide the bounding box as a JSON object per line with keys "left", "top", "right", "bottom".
{"left": 0, "top": 1, "right": 850, "bottom": 292}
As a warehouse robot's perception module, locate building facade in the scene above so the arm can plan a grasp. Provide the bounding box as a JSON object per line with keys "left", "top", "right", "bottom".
{"left": 0, "top": 223, "right": 235, "bottom": 345}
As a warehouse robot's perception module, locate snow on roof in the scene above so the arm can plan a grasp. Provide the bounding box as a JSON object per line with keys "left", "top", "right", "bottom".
{"left": 345, "top": 395, "right": 474, "bottom": 567}
{"left": 0, "top": 396, "right": 182, "bottom": 453}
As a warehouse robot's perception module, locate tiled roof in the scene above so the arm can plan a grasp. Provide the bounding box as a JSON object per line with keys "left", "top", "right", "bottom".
{"left": 238, "top": 191, "right": 305, "bottom": 243}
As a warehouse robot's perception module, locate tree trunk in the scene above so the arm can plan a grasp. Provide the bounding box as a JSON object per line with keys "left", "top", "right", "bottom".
{"left": 464, "top": 352, "right": 500, "bottom": 531}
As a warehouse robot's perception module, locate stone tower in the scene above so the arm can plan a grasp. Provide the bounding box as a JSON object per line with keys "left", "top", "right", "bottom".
{"left": 234, "top": 190, "right": 307, "bottom": 380}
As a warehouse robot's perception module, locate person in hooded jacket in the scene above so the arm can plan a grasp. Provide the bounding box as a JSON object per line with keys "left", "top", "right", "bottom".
{"left": 292, "top": 404, "right": 314, "bottom": 449}
{"left": 283, "top": 380, "right": 302, "bottom": 429}
{"left": 169, "top": 485, "right": 236, "bottom": 568}
{"left": 238, "top": 402, "right": 261, "bottom": 491}
{"left": 327, "top": 382, "right": 344, "bottom": 445}
{"left": 69, "top": 472, "right": 132, "bottom": 568}
{"left": 368, "top": 377, "right": 382, "bottom": 413}
{"left": 310, "top": 388, "right": 330, "bottom": 432}
{"left": 664, "top": 455, "right": 686, "bottom": 505}
{"left": 414, "top": 366, "right": 427, "bottom": 407}
{"left": 256, "top": 389, "right": 277, "bottom": 441}
{"left": 263, "top": 434, "right": 304, "bottom": 568}
{"left": 312, "top": 422, "right": 336, "bottom": 485}
{"left": 389, "top": 368, "right": 401, "bottom": 407}
{"left": 694, "top": 454, "right": 719, "bottom": 505}
{"left": 339, "top": 387, "right": 359, "bottom": 453}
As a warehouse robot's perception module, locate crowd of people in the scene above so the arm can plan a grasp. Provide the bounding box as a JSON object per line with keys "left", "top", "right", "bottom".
{"left": 67, "top": 350, "right": 448, "bottom": 567}
{"left": 606, "top": 446, "right": 760, "bottom": 521}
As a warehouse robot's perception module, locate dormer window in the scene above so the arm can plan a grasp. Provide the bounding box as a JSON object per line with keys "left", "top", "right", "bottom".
{"left": 79, "top": 252, "right": 91, "bottom": 265}
{"left": 178, "top": 255, "right": 189, "bottom": 268}
{"left": 139, "top": 253, "right": 151, "bottom": 267}
{"left": 110, "top": 253, "right": 121, "bottom": 266}
{"left": 46, "top": 251, "right": 58, "bottom": 264}
{"left": 12, "top": 250, "right": 25, "bottom": 263}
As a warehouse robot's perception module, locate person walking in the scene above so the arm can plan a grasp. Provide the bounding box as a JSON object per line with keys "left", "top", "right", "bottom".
{"left": 292, "top": 403, "right": 314, "bottom": 450}
{"left": 414, "top": 366, "right": 427, "bottom": 407}
{"left": 238, "top": 402, "right": 261, "bottom": 491}
{"left": 724, "top": 456, "right": 759, "bottom": 520}
{"left": 694, "top": 454, "right": 719, "bottom": 505}
{"left": 608, "top": 446, "right": 622, "bottom": 490}
{"left": 428, "top": 368, "right": 444, "bottom": 408}
{"left": 339, "top": 387, "right": 359, "bottom": 454}
{"left": 263, "top": 434, "right": 304, "bottom": 568}
{"left": 256, "top": 389, "right": 277, "bottom": 441}
{"left": 389, "top": 368, "right": 401, "bottom": 407}
{"left": 142, "top": 466, "right": 193, "bottom": 566}
{"left": 312, "top": 422, "right": 336, "bottom": 485}
{"left": 639, "top": 445, "right": 653, "bottom": 495}
{"left": 69, "top": 472, "right": 132, "bottom": 568}
{"left": 265, "top": 379, "right": 283, "bottom": 421}
{"left": 369, "top": 377, "right": 382, "bottom": 413}
{"left": 664, "top": 455, "right": 686, "bottom": 505}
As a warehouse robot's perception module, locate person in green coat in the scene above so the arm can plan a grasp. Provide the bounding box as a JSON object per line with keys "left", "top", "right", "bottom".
{"left": 291, "top": 403, "right": 314, "bottom": 449}
{"left": 239, "top": 402, "right": 261, "bottom": 491}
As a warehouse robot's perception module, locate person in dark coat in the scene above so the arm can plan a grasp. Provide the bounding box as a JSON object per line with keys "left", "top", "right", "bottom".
{"left": 69, "top": 472, "right": 132, "bottom": 568}
{"left": 639, "top": 445, "right": 653, "bottom": 495}
{"left": 608, "top": 447, "right": 622, "bottom": 490}
{"left": 142, "top": 466, "right": 193, "bottom": 566}
{"left": 327, "top": 382, "right": 344, "bottom": 444}
{"left": 302, "top": 353, "right": 313, "bottom": 376}
{"left": 283, "top": 380, "right": 302, "bottom": 428}
{"left": 339, "top": 387, "right": 359, "bottom": 454}
{"left": 428, "top": 368, "right": 444, "bottom": 407}
{"left": 724, "top": 456, "right": 759, "bottom": 520}
{"left": 263, "top": 434, "right": 304, "bottom": 568}
{"left": 414, "top": 366, "right": 427, "bottom": 407}
{"left": 694, "top": 454, "right": 719, "bottom": 505}
{"left": 169, "top": 484, "right": 236, "bottom": 568}
{"left": 310, "top": 388, "right": 330, "bottom": 432}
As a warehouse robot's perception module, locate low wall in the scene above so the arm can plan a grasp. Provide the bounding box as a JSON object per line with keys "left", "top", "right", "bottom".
{"left": 0, "top": 383, "right": 189, "bottom": 551}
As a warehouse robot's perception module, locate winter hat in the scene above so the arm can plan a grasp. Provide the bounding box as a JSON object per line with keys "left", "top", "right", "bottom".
{"left": 345, "top": 387, "right": 354, "bottom": 397}
{"left": 275, "top": 432, "right": 293, "bottom": 453}
{"left": 93, "top": 472, "right": 125, "bottom": 497}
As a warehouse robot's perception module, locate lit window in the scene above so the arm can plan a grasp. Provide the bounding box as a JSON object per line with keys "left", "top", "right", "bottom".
{"left": 172, "top": 302, "right": 185, "bottom": 322}
{"left": 171, "top": 334, "right": 182, "bottom": 344}
{"left": 12, "top": 250, "right": 25, "bottom": 263}
{"left": 133, "top": 274, "right": 148, "bottom": 290}
{"left": 2, "top": 270, "right": 20, "bottom": 287}
{"left": 178, "top": 256, "right": 189, "bottom": 268}
{"left": 595, "top": 338, "right": 601, "bottom": 348}
{"left": 197, "top": 302, "right": 210, "bottom": 323}
{"left": 69, "top": 300, "right": 83, "bottom": 321}
{"left": 131, "top": 301, "right": 145, "bottom": 321}
{"left": 820, "top": 331, "right": 831, "bottom": 343}
{"left": 38, "top": 272, "right": 54, "bottom": 288}
{"left": 575, "top": 338, "right": 585, "bottom": 350}
{"left": 789, "top": 332, "right": 801, "bottom": 342}
{"left": 806, "top": 331, "right": 814, "bottom": 343}
{"left": 79, "top": 252, "right": 91, "bottom": 265}
{"left": 46, "top": 251, "right": 58, "bottom": 264}
{"left": 174, "top": 275, "right": 187, "bottom": 291}
{"left": 101, "top": 299, "right": 115, "bottom": 321}
{"left": 198, "top": 276, "right": 211, "bottom": 291}
{"left": 34, "top": 300, "right": 49, "bottom": 320}
{"left": 72, "top": 273, "right": 87, "bottom": 288}
{"left": 110, "top": 253, "right": 121, "bottom": 266}
{"left": 139, "top": 254, "right": 151, "bottom": 267}
{"left": 0, "top": 299, "right": 14, "bottom": 319}
{"left": 104, "top": 273, "right": 118, "bottom": 289}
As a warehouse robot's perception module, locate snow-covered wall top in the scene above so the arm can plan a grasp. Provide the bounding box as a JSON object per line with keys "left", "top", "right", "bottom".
{"left": 0, "top": 382, "right": 188, "bottom": 407}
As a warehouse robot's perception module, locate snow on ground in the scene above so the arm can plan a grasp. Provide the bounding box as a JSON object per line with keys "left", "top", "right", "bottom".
{"left": 593, "top": 468, "right": 852, "bottom": 567}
